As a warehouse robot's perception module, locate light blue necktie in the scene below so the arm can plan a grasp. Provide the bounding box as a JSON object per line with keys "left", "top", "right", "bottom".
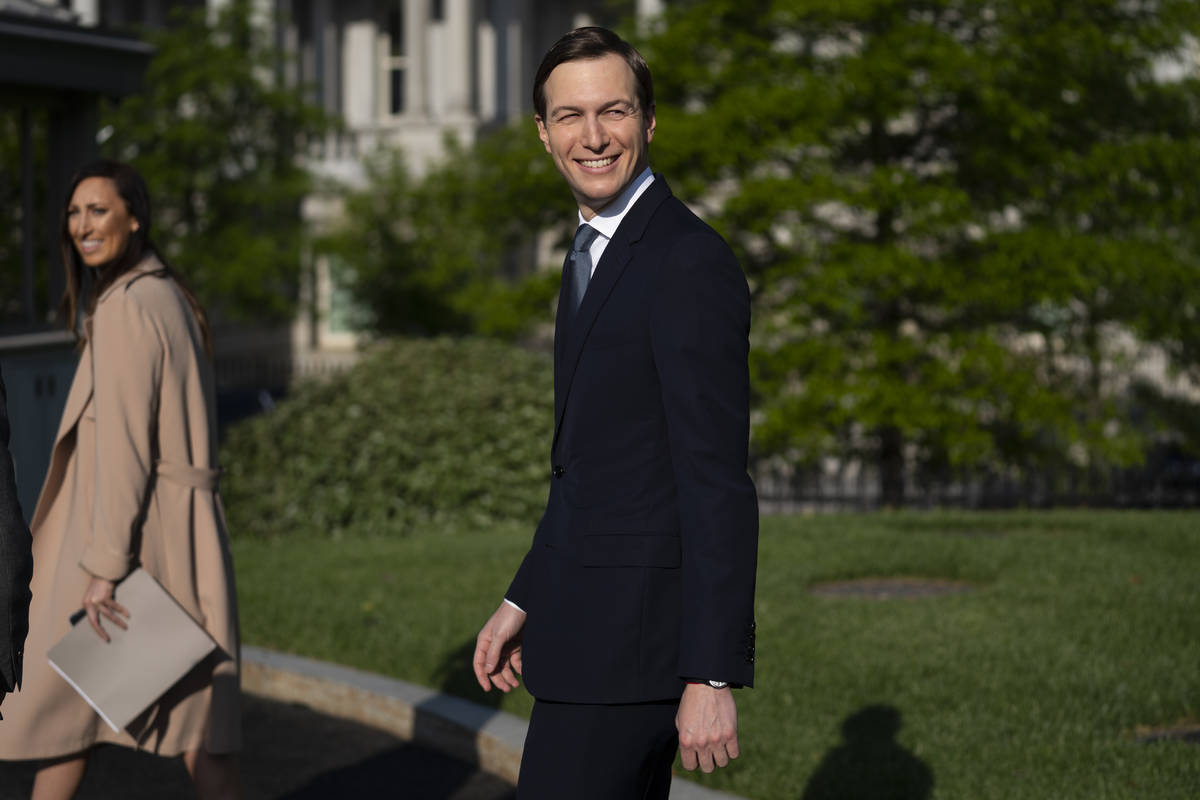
{"left": 563, "top": 224, "right": 599, "bottom": 321}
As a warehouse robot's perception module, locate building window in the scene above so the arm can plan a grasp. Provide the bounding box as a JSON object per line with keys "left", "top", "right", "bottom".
{"left": 325, "top": 255, "right": 371, "bottom": 335}
{"left": 430, "top": 0, "right": 444, "bottom": 22}
{"left": 99, "top": 0, "right": 145, "bottom": 28}
{"left": 380, "top": 0, "right": 407, "bottom": 116}
{"left": 390, "top": 70, "right": 405, "bottom": 115}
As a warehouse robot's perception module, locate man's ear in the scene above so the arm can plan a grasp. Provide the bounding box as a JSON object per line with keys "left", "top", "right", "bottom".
{"left": 644, "top": 104, "right": 656, "bottom": 144}
{"left": 535, "top": 115, "right": 552, "bottom": 154}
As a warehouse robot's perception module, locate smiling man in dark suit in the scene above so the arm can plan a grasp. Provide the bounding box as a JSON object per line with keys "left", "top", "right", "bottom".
{"left": 472, "top": 27, "right": 758, "bottom": 798}
{"left": 0, "top": 366, "right": 33, "bottom": 716}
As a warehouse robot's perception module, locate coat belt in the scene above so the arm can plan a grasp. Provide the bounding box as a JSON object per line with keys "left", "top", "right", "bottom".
{"left": 155, "top": 459, "right": 221, "bottom": 490}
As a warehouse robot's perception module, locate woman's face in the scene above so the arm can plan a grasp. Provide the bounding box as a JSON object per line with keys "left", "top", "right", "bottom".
{"left": 66, "top": 177, "right": 139, "bottom": 268}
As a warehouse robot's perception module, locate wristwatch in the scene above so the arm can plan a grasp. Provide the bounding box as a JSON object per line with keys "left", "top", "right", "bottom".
{"left": 706, "top": 680, "right": 729, "bottom": 689}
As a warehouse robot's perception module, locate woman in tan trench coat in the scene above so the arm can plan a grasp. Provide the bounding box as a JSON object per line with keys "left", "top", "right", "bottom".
{"left": 0, "top": 161, "right": 242, "bottom": 799}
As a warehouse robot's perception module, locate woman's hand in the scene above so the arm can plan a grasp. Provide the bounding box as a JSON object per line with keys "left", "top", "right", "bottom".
{"left": 82, "top": 576, "right": 129, "bottom": 643}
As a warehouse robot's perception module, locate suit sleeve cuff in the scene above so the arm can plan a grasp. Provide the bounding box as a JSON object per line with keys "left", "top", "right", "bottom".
{"left": 502, "top": 598, "right": 525, "bottom": 614}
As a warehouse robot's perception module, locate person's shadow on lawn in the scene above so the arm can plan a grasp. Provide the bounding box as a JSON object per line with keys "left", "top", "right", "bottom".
{"left": 800, "top": 704, "right": 933, "bottom": 800}
{"left": 435, "top": 637, "right": 504, "bottom": 708}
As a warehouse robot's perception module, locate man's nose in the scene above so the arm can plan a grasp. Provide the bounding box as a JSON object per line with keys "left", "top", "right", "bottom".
{"left": 581, "top": 114, "right": 608, "bottom": 151}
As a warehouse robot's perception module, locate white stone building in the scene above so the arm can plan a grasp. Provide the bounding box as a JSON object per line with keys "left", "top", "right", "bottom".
{"left": 43, "top": 0, "right": 666, "bottom": 355}
{"left": 2, "top": 0, "right": 665, "bottom": 507}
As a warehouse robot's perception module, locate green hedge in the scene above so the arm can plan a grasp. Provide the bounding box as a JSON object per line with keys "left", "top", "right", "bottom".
{"left": 220, "top": 337, "right": 552, "bottom": 538}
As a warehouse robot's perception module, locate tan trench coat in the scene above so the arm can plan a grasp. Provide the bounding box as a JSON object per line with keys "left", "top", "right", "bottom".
{"left": 0, "top": 257, "right": 241, "bottom": 758}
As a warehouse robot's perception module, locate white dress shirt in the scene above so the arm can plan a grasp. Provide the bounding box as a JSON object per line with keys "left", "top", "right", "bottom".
{"left": 577, "top": 167, "right": 656, "bottom": 276}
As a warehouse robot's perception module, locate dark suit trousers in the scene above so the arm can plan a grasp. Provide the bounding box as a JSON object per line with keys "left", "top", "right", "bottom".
{"left": 517, "top": 698, "right": 679, "bottom": 799}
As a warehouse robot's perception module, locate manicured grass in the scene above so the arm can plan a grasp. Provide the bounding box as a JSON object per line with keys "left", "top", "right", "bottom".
{"left": 232, "top": 511, "right": 1200, "bottom": 799}
{"left": 233, "top": 521, "right": 538, "bottom": 721}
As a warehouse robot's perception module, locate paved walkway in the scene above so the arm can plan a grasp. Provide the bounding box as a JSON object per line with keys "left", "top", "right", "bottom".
{"left": 0, "top": 694, "right": 515, "bottom": 799}
{"left": 0, "top": 647, "right": 745, "bottom": 799}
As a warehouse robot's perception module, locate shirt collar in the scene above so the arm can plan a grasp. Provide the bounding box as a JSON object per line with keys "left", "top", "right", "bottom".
{"left": 577, "top": 167, "right": 656, "bottom": 241}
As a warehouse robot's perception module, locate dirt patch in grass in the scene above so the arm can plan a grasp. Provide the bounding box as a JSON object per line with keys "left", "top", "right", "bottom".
{"left": 1134, "top": 721, "right": 1200, "bottom": 744}
{"left": 809, "top": 577, "right": 976, "bottom": 599}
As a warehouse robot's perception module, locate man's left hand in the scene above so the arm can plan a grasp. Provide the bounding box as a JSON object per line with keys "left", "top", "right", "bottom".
{"left": 676, "top": 682, "right": 739, "bottom": 773}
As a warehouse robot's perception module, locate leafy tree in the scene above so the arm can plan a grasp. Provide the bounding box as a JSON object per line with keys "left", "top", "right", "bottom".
{"left": 636, "top": 0, "right": 1200, "bottom": 502}
{"left": 324, "top": 124, "right": 572, "bottom": 338}
{"left": 100, "top": 0, "right": 330, "bottom": 321}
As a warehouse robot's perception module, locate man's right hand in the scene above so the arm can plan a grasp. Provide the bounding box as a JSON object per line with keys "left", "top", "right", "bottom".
{"left": 472, "top": 601, "right": 527, "bottom": 692}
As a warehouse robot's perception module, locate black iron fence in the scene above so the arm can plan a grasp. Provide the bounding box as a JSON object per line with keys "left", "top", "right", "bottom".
{"left": 752, "top": 446, "right": 1200, "bottom": 512}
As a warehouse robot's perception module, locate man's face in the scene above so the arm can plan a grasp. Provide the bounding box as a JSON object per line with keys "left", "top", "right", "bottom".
{"left": 536, "top": 54, "right": 655, "bottom": 220}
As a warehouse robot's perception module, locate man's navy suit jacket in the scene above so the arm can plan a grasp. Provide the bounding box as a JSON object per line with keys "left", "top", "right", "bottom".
{"left": 0, "top": 366, "right": 33, "bottom": 699}
{"left": 507, "top": 177, "right": 758, "bottom": 704}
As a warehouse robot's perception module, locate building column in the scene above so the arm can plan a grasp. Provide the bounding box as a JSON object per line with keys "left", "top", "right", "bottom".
{"left": 404, "top": 0, "right": 429, "bottom": 117}
{"left": 276, "top": 0, "right": 298, "bottom": 86}
{"left": 477, "top": 1, "right": 499, "bottom": 122}
{"left": 637, "top": 0, "right": 665, "bottom": 18}
{"left": 322, "top": 2, "right": 340, "bottom": 115}
{"left": 207, "top": 0, "right": 231, "bottom": 22}
{"left": 309, "top": 0, "right": 339, "bottom": 113}
{"left": 342, "top": 9, "right": 376, "bottom": 129}
{"left": 71, "top": 0, "right": 99, "bottom": 26}
{"left": 208, "top": 0, "right": 273, "bottom": 27}
{"left": 442, "top": 0, "right": 474, "bottom": 117}
{"left": 490, "top": 0, "right": 528, "bottom": 123}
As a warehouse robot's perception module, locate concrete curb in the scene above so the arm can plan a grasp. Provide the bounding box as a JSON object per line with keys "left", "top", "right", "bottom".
{"left": 242, "top": 646, "right": 746, "bottom": 800}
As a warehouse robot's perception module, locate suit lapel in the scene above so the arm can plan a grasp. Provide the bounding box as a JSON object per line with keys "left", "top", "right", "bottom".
{"left": 53, "top": 327, "right": 93, "bottom": 448}
{"left": 31, "top": 258, "right": 163, "bottom": 532}
{"left": 552, "top": 177, "right": 673, "bottom": 453}
{"left": 553, "top": 256, "right": 571, "bottom": 409}
{"left": 30, "top": 329, "right": 90, "bottom": 533}
{"left": 52, "top": 256, "right": 162, "bottom": 446}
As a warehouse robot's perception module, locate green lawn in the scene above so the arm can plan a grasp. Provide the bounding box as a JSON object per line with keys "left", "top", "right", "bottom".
{"left": 232, "top": 511, "right": 1200, "bottom": 799}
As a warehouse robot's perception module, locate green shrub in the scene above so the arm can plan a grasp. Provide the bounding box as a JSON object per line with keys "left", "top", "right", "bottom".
{"left": 220, "top": 337, "right": 552, "bottom": 538}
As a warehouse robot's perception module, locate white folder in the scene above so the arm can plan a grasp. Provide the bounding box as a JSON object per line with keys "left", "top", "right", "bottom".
{"left": 47, "top": 568, "right": 218, "bottom": 733}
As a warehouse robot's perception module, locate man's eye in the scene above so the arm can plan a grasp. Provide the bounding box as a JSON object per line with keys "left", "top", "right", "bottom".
{"left": 606, "top": 109, "right": 627, "bottom": 120}
{"left": 557, "top": 113, "right": 579, "bottom": 123}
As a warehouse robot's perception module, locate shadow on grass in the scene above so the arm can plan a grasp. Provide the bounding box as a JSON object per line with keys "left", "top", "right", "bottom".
{"left": 801, "top": 705, "right": 933, "bottom": 800}
{"left": 436, "top": 638, "right": 503, "bottom": 709}
{"left": 278, "top": 743, "right": 516, "bottom": 800}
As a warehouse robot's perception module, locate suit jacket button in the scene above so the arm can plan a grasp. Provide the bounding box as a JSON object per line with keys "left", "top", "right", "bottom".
{"left": 552, "top": 465, "right": 565, "bottom": 479}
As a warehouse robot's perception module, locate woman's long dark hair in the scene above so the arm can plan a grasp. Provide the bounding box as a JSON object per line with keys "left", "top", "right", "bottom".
{"left": 60, "top": 160, "right": 212, "bottom": 355}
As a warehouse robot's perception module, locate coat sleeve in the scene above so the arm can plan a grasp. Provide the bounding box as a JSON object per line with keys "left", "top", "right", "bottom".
{"left": 80, "top": 287, "right": 163, "bottom": 581}
{"left": 0, "top": 366, "right": 33, "bottom": 695}
{"left": 505, "top": 549, "right": 534, "bottom": 611}
{"left": 650, "top": 228, "right": 759, "bottom": 688}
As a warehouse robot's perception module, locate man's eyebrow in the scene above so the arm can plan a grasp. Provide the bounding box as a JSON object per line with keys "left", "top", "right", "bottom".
{"left": 550, "top": 99, "right": 636, "bottom": 116}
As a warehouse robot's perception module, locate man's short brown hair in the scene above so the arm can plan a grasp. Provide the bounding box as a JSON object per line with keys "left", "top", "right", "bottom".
{"left": 532, "top": 26, "right": 654, "bottom": 119}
